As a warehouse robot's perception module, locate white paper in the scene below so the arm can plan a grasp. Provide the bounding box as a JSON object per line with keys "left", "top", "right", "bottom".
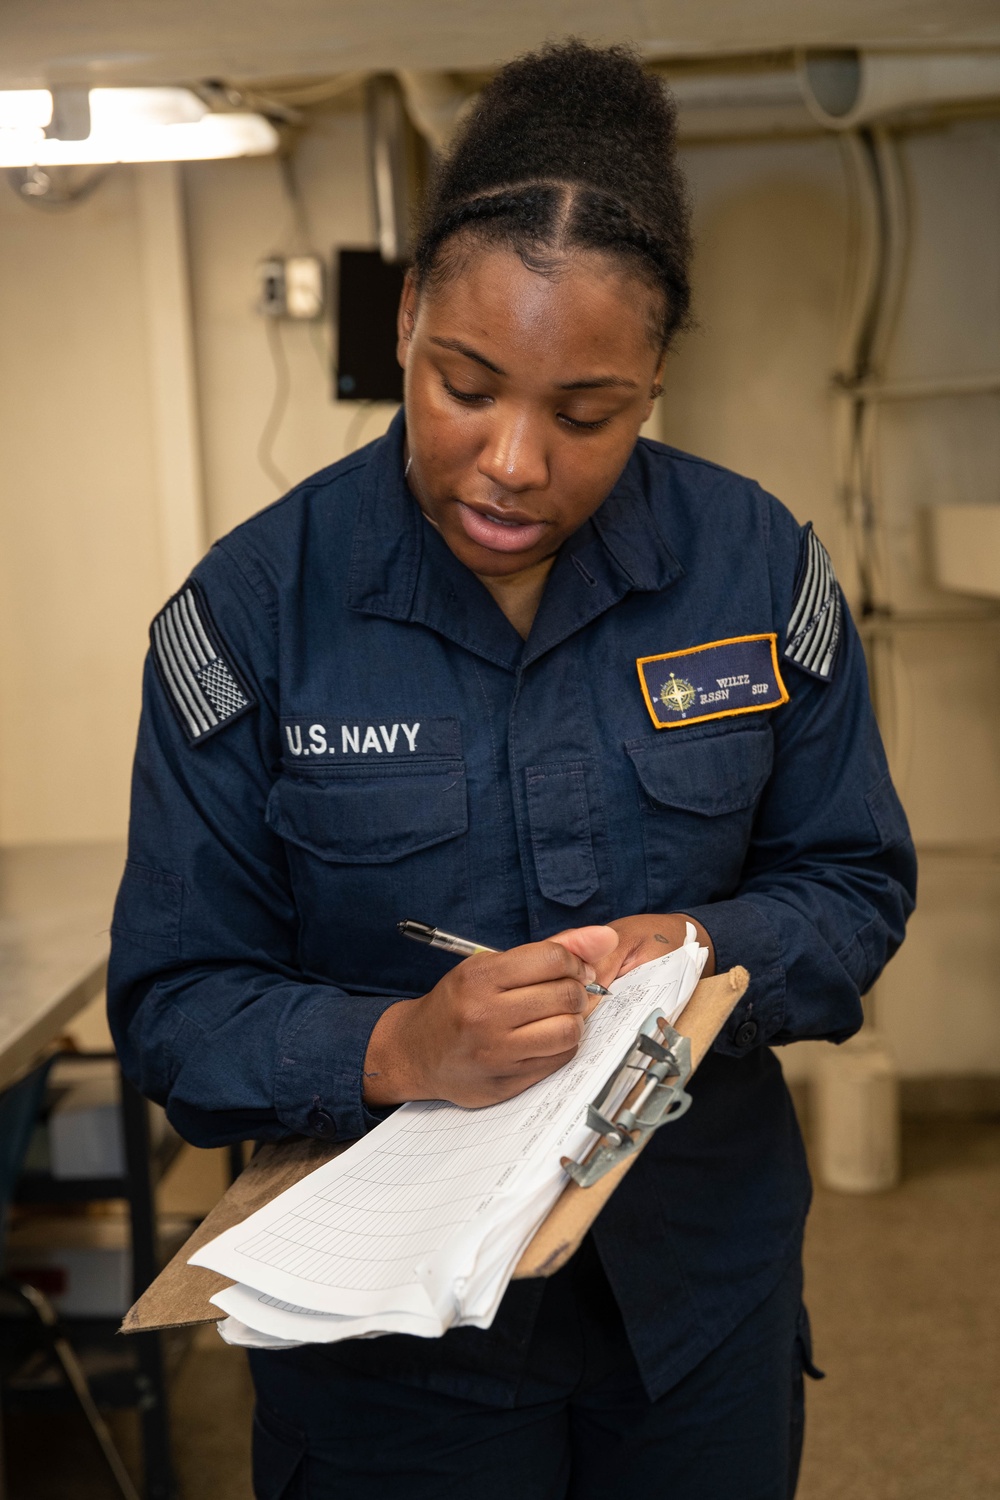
{"left": 197, "top": 935, "right": 707, "bottom": 1349}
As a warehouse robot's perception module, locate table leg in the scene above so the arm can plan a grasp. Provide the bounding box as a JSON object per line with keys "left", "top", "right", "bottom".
{"left": 121, "top": 1076, "right": 177, "bottom": 1500}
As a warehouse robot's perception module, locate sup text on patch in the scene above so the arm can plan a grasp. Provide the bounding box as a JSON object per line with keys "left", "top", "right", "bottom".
{"left": 150, "top": 583, "right": 256, "bottom": 744}
{"left": 637, "top": 634, "right": 789, "bottom": 730}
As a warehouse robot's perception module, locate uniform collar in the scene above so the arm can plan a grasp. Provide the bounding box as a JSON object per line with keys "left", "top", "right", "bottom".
{"left": 346, "top": 410, "right": 684, "bottom": 671}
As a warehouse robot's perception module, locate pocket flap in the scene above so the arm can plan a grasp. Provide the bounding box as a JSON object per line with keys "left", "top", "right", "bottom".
{"left": 525, "top": 762, "right": 599, "bottom": 907}
{"left": 266, "top": 768, "right": 468, "bottom": 864}
{"left": 626, "top": 730, "right": 773, "bottom": 815}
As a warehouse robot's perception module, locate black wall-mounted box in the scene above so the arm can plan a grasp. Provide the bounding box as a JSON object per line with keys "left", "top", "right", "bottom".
{"left": 334, "top": 248, "right": 407, "bottom": 403}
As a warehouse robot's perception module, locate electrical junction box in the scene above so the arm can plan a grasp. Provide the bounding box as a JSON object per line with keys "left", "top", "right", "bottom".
{"left": 256, "top": 254, "right": 325, "bottom": 320}
{"left": 286, "top": 255, "right": 325, "bottom": 319}
{"left": 335, "top": 247, "right": 406, "bottom": 401}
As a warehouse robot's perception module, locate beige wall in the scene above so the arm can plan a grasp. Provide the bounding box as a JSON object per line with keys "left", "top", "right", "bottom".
{"left": 858, "top": 120, "right": 1000, "bottom": 1076}
{"left": 0, "top": 165, "right": 163, "bottom": 844}
{"left": 657, "top": 121, "right": 1000, "bottom": 1077}
{"left": 0, "top": 98, "right": 393, "bottom": 844}
{"left": 662, "top": 135, "right": 853, "bottom": 583}
{"left": 184, "top": 100, "right": 397, "bottom": 543}
{"left": 1, "top": 102, "right": 998, "bottom": 1074}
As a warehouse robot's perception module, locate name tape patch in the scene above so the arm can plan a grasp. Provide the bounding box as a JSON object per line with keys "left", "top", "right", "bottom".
{"left": 637, "top": 634, "right": 789, "bottom": 730}
{"left": 151, "top": 582, "right": 255, "bottom": 745}
{"left": 281, "top": 716, "right": 461, "bottom": 763}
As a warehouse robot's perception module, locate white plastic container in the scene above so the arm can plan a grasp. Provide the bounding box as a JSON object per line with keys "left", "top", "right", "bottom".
{"left": 814, "top": 1030, "right": 900, "bottom": 1193}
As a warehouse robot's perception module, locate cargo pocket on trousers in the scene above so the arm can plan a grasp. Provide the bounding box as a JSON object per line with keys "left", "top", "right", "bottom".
{"left": 796, "top": 1303, "right": 825, "bottom": 1382}
{"left": 252, "top": 1402, "right": 307, "bottom": 1499}
{"left": 790, "top": 1303, "right": 825, "bottom": 1493}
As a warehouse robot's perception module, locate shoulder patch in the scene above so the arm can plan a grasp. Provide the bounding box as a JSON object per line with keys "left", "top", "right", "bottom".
{"left": 784, "top": 527, "right": 842, "bottom": 682}
{"left": 150, "top": 581, "right": 256, "bottom": 745}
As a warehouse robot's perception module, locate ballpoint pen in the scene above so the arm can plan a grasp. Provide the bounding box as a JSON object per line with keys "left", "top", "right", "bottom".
{"left": 397, "top": 919, "right": 610, "bottom": 997}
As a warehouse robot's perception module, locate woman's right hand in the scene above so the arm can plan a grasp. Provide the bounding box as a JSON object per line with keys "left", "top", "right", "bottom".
{"left": 362, "top": 925, "right": 619, "bottom": 1109}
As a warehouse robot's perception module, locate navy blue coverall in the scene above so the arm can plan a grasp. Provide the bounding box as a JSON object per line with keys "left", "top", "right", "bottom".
{"left": 108, "top": 412, "right": 915, "bottom": 1497}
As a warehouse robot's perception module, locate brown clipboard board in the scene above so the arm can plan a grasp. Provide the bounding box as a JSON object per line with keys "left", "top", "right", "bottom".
{"left": 122, "top": 965, "right": 748, "bottom": 1334}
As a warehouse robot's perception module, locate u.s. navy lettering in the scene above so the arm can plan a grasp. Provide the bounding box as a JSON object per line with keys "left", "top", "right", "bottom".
{"left": 278, "top": 717, "right": 461, "bottom": 763}
{"left": 282, "top": 721, "right": 421, "bottom": 758}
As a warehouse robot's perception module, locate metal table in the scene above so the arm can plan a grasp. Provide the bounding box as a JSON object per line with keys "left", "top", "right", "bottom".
{"left": 0, "top": 841, "right": 125, "bottom": 1091}
{"left": 0, "top": 841, "right": 178, "bottom": 1499}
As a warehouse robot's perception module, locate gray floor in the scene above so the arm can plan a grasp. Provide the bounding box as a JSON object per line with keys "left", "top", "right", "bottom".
{"left": 798, "top": 1116, "right": 1000, "bottom": 1500}
{"left": 4, "top": 1115, "right": 998, "bottom": 1498}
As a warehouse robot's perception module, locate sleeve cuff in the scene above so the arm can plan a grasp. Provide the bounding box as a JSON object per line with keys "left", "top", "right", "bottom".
{"left": 684, "top": 897, "right": 787, "bottom": 1056}
{"left": 273, "top": 987, "right": 404, "bottom": 1142}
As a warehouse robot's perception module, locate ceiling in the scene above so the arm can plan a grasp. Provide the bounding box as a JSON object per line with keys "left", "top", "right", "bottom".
{"left": 2, "top": 0, "right": 1000, "bottom": 89}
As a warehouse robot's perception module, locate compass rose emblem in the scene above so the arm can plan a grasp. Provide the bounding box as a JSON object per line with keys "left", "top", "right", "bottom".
{"left": 658, "top": 672, "right": 696, "bottom": 715}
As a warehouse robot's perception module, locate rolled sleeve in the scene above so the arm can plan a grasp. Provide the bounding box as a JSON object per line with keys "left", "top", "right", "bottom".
{"left": 685, "top": 896, "right": 786, "bottom": 1055}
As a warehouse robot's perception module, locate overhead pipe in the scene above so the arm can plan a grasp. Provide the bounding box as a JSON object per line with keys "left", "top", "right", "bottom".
{"left": 366, "top": 73, "right": 414, "bottom": 263}
{"left": 798, "top": 48, "right": 1000, "bottom": 129}
{"left": 393, "top": 54, "right": 1000, "bottom": 155}
{"left": 662, "top": 67, "right": 817, "bottom": 141}
{"left": 396, "top": 71, "right": 474, "bottom": 153}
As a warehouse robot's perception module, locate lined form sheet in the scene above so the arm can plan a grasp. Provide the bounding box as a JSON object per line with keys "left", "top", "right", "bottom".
{"left": 192, "top": 934, "right": 708, "bottom": 1346}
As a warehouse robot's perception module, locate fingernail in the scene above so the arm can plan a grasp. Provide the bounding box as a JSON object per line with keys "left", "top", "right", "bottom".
{"left": 584, "top": 965, "right": 597, "bottom": 983}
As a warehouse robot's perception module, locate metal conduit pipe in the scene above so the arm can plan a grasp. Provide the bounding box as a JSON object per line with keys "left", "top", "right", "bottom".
{"left": 396, "top": 71, "right": 475, "bottom": 153}
{"left": 393, "top": 54, "right": 1000, "bottom": 154}
{"left": 798, "top": 48, "right": 1000, "bottom": 129}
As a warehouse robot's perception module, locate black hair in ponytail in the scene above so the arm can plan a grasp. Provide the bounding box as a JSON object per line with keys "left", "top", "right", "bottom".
{"left": 413, "top": 39, "right": 693, "bottom": 349}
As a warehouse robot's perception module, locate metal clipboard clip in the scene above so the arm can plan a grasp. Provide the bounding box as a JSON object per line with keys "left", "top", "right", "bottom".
{"left": 562, "top": 1010, "right": 693, "bottom": 1188}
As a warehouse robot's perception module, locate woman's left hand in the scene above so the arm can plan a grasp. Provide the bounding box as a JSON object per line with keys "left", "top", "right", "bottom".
{"left": 591, "top": 913, "right": 716, "bottom": 990}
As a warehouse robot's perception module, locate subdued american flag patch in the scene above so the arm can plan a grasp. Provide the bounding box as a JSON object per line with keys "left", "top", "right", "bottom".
{"left": 150, "top": 582, "right": 255, "bottom": 744}
{"left": 784, "top": 526, "right": 843, "bottom": 682}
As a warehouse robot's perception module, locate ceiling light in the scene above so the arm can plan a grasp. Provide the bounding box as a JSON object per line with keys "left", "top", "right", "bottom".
{"left": 0, "top": 87, "right": 279, "bottom": 165}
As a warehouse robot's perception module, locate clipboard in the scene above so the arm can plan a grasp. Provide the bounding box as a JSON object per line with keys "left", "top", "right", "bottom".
{"left": 122, "top": 965, "right": 748, "bottom": 1334}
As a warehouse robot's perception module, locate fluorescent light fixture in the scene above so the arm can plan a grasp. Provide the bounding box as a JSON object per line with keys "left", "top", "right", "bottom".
{"left": 0, "top": 89, "right": 53, "bottom": 130}
{"left": 0, "top": 87, "right": 279, "bottom": 165}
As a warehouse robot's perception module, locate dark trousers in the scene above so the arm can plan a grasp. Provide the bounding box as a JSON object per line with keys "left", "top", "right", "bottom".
{"left": 249, "top": 1236, "right": 821, "bottom": 1500}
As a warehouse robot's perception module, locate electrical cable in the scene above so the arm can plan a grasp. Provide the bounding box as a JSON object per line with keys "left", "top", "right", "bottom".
{"left": 869, "top": 128, "right": 912, "bottom": 377}
{"left": 257, "top": 317, "right": 292, "bottom": 493}
{"left": 278, "top": 152, "right": 311, "bottom": 252}
{"left": 253, "top": 146, "right": 334, "bottom": 476}
{"left": 276, "top": 150, "right": 333, "bottom": 384}
{"left": 833, "top": 133, "right": 881, "bottom": 383}
{"left": 832, "top": 126, "right": 910, "bottom": 620}
{"left": 832, "top": 133, "right": 881, "bottom": 616}
{"left": 829, "top": 122, "right": 917, "bottom": 1035}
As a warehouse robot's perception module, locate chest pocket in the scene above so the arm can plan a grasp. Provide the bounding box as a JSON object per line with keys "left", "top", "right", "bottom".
{"left": 264, "top": 764, "right": 474, "bottom": 983}
{"left": 625, "top": 729, "right": 773, "bottom": 908}
{"left": 266, "top": 769, "right": 467, "bottom": 863}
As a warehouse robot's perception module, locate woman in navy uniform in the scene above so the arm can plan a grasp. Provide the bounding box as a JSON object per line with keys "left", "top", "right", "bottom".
{"left": 108, "top": 41, "right": 915, "bottom": 1500}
